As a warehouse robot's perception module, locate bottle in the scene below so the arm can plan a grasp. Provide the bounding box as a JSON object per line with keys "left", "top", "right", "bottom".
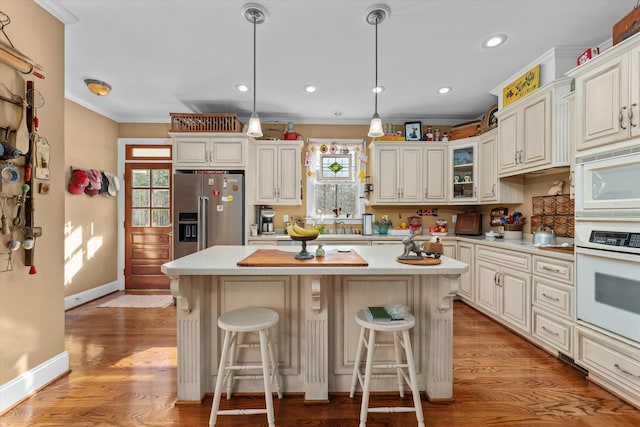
{"left": 0, "top": 142, "right": 23, "bottom": 160}
{"left": 315, "top": 244, "right": 325, "bottom": 257}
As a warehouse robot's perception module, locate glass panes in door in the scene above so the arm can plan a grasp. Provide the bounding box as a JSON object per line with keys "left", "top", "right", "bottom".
{"left": 131, "top": 168, "right": 171, "bottom": 227}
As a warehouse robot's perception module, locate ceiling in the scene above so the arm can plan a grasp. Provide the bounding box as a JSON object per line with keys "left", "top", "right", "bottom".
{"left": 40, "top": 0, "right": 637, "bottom": 125}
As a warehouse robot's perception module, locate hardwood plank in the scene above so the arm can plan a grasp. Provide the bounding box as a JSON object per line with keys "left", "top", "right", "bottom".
{"left": 1, "top": 296, "right": 638, "bottom": 426}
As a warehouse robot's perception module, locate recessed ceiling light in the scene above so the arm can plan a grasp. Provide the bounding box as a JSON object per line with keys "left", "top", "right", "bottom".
{"left": 236, "top": 84, "right": 250, "bottom": 92}
{"left": 483, "top": 34, "right": 507, "bottom": 48}
{"left": 438, "top": 86, "right": 453, "bottom": 94}
{"left": 371, "top": 85, "right": 385, "bottom": 94}
{"left": 303, "top": 85, "right": 317, "bottom": 93}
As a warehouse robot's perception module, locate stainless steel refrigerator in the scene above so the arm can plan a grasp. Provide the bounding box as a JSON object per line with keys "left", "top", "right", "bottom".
{"left": 173, "top": 172, "right": 244, "bottom": 259}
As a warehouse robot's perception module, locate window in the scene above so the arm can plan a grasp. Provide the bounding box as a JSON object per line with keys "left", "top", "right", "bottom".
{"left": 306, "top": 139, "right": 365, "bottom": 220}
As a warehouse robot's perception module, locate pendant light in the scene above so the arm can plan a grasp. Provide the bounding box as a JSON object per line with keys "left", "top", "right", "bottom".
{"left": 242, "top": 3, "right": 268, "bottom": 138}
{"left": 366, "top": 5, "right": 390, "bottom": 138}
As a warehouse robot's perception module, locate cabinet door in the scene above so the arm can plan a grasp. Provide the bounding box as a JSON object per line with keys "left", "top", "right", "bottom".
{"left": 576, "top": 54, "right": 629, "bottom": 150}
{"left": 423, "top": 147, "right": 447, "bottom": 202}
{"left": 479, "top": 131, "right": 498, "bottom": 202}
{"left": 174, "top": 138, "right": 209, "bottom": 167}
{"left": 399, "top": 147, "right": 422, "bottom": 202}
{"left": 211, "top": 138, "right": 245, "bottom": 167}
{"left": 500, "top": 268, "right": 531, "bottom": 333}
{"left": 476, "top": 260, "right": 499, "bottom": 315}
{"left": 521, "top": 90, "right": 551, "bottom": 168}
{"left": 631, "top": 45, "right": 640, "bottom": 140}
{"left": 450, "top": 141, "right": 477, "bottom": 203}
{"left": 278, "top": 145, "right": 301, "bottom": 203}
{"left": 457, "top": 242, "right": 474, "bottom": 302}
{"left": 375, "top": 147, "right": 400, "bottom": 202}
{"left": 498, "top": 108, "right": 519, "bottom": 174}
{"left": 255, "top": 145, "right": 278, "bottom": 202}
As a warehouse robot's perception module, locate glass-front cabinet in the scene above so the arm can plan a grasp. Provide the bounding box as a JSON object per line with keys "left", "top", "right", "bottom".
{"left": 449, "top": 138, "right": 478, "bottom": 204}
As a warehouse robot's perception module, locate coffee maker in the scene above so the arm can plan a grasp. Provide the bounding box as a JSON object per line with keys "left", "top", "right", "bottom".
{"left": 257, "top": 206, "right": 275, "bottom": 235}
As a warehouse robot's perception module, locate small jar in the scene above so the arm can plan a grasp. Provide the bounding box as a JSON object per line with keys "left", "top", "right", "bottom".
{"left": 315, "top": 245, "right": 325, "bottom": 257}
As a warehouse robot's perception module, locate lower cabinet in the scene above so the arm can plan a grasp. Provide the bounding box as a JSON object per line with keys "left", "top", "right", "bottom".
{"left": 456, "top": 242, "right": 474, "bottom": 302}
{"left": 576, "top": 325, "right": 640, "bottom": 408}
{"left": 476, "top": 258, "right": 531, "bottom": 334}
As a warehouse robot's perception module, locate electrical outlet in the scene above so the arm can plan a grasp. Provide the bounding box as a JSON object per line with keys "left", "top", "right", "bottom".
{"left": 452, "top": 214, "right": 457, "bottom": 223}
{"left": 283, "top": 214, "right": 289, "bottom": 223}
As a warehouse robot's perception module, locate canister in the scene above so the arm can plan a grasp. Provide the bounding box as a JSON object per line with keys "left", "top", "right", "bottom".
{"left": 362, "top": 213, "right": 373, "bottom": 235}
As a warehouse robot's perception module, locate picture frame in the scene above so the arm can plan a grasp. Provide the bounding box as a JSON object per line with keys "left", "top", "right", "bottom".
{"left": 404, "top": 121, "right": 422, "bottom": 141}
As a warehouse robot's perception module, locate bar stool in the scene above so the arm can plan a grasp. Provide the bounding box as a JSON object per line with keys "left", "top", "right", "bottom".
{"left": 349, "top": 309, "right": 425, "bottom": 427}
{"left": 209, "top": 307, "right": 283, "bottom": 427}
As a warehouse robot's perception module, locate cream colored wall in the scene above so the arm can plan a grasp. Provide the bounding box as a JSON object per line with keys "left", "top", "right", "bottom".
{"left": 118, "top": 122, "right": 170, "bottom": 139}
{"left": 64, "top": 100, "right": 119, "bottom": 297}
{"left": 0, "top": 0, "right": 65, "bottom": 385}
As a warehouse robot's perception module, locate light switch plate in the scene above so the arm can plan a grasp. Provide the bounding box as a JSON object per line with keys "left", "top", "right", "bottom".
{"left": 283, "top": 214, "right": 289, "bottom": 223}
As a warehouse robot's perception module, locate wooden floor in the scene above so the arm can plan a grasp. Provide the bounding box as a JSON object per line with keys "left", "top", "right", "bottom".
{"left": 2, "top": 292, "right": 639, "bottom": 426}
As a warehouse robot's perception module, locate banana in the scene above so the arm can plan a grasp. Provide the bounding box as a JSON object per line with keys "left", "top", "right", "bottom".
{"left": 286, "top": 223, "right": 299, "bottom": 237}
{"left": 292, "top": 223, "right": 319, "bottom": 237}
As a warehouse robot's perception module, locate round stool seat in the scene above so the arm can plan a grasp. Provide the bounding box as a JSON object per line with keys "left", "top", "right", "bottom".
{"left": 218, "top": 307, "right": 279, "bottom": 332}
{"left": 355, "top": 309, "right": 415, "bottom": 332}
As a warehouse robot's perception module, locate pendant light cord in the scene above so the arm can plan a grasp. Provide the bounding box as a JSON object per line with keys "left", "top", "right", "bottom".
{"left": 253, "top": 15, "right": 257, "bottom": 114}
{"left": 374, "top": 16, "right": 378, "bottom": 115}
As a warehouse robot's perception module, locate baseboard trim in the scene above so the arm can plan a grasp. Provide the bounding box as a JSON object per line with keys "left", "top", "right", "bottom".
{"left": 64, "top": 281, "right": 120, "bottom": 310}
{"left": 0, "top": 351, "right": 69, "bottom": 414}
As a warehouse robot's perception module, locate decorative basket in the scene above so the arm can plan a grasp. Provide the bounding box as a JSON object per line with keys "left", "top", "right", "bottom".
{"left": 170, "top": 113, "right": 243, "bottom": 132}
{"left": 256, "top": 122, "right": 287, "bottom": 140}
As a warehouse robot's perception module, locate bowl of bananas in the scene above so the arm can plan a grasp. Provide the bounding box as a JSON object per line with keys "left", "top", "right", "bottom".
{"left": 286, "top": 222, "right": 320, "bottom": 259}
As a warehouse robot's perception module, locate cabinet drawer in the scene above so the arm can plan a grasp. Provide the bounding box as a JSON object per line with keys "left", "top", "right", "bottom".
{"left": 577, "top": 327, "right": 640, "bottom": 392}
{"left": 532, "top": 277, "right": 573, "bottom": 319}
{"left": 532, "top": 308, "right": 573, "bottom": 355}
{"left": 476, "top": 246, "right": 531, "bottom": 271}
{"left": 533, "top": 256, "right": 573, "bottom": 284}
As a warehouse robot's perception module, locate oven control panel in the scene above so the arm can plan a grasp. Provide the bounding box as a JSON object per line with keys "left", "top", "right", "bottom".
{"left": 590, "top": 231, "right": 640, "bottom": 248}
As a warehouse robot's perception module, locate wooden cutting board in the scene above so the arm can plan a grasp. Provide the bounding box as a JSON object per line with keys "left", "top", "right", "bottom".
{"left": 237, "top": 249, "right": 369, "bottom": 267}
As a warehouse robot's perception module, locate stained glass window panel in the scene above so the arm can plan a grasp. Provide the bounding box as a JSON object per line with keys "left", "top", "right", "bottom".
{"left": 321, "top": 154, "right": 352, "bottom": 180}
{"left": 132, "top": 209, "right": 150, "bottom": 227}
{"left": 132, "top": 189, "right": 150, "bottom": 208}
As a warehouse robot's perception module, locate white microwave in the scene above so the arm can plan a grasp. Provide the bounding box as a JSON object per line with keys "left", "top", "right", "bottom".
{"left": 575, "top": 145, "right": 640, "bottom": 220}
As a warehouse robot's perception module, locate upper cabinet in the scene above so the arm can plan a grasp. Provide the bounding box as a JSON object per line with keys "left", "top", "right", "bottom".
{"left": 568, "top": 36, "right": 640, "bottom": 151}
{"left": 371, "top": 142, "right": 447, "bottom": 205}
{"left": 478, "top": 129, "right": 523, "bottom": 204}
{"left": 449, "top": 138, "right": 478, "bottom": 204}
{"left": 495, "top": 79, "right": 572, "bottom": 177}
{"left": 253, "top": 140, "right": 302, "bottom": 205}
{"left": 171, "top": 133, "right": 247, "bottom": 169}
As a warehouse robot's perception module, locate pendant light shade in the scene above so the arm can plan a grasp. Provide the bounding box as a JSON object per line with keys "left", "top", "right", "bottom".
{"left": 366, "top": 5, "right": 390, "bottom": 138}
{"left": 242, "top": 3, "right": 268, "bottom": 138}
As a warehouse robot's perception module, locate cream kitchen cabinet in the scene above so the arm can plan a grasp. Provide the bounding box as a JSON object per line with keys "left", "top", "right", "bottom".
{"left": 254, "top": 141, "right": 302, "bottom": 205}
{"left": 568, "top": 36, "right": 640, "bottom": 151}
{"left": 475, "top": 246, "right": 532, "bottom": 335}
{"left": 171, "top": 134, "right": 246, "bottom": 169}
{"left": 478, "top": 129, "right": 523, "bottom": 204}
{"left": 495, "top": 79, "right": 572, "bottom": 177}
{"left": 449, "top": 138, "right": 478, "bottom": 204}
{"left": 456, "top": 241, "right": 474, "bottom": 302}
{"left": 531, "top": 255, "right": 574, "bottom": 357}
{"left": 422, "top": 146, "right": 448, "bottom": 202}
{"left": 371, "top": 143, "right": 447, "bottom": 204}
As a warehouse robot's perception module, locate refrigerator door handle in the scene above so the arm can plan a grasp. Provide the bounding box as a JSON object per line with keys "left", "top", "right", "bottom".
{"left": 198, "top": 196, "right": 209, "bottom": 251}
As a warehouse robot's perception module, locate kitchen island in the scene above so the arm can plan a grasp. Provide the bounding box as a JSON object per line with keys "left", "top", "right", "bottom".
{"left": 161, "top": 245, "right": 468, "bottom": 403}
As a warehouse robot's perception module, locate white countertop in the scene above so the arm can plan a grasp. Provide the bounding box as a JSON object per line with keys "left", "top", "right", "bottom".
{"left": 161, "top": 245, "right": 469, "bottom": 276}
{"left": 247, "top": 233, "right": 575, "bottom": 261}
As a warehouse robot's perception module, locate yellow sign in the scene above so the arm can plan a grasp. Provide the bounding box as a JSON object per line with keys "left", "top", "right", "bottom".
{"left": 502, "top": 65, "right": 540, "bottom": 107}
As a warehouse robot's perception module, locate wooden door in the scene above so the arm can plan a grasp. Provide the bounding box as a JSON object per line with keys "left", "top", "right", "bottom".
{"left": 124, "top": 162, "right": 173, "bottom": 289}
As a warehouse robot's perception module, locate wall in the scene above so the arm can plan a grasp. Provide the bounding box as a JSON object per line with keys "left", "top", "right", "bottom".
{"left": 64, "top": 100, "right": 119, "bottom": 297}
{"left": 0, "top": 0, "right": 66, "bottom": 392}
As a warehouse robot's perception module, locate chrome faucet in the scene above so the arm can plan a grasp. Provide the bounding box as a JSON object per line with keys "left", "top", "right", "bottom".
{"left": 333, "top": 220, "right": 345, "bottom": 234}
